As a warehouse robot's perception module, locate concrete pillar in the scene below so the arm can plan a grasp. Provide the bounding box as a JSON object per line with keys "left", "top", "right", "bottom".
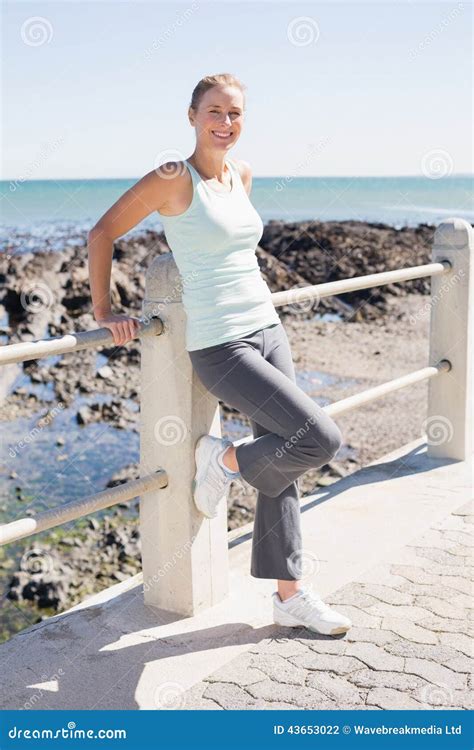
{"left": 427, "top": 218, "right": 473, "bottom": 461}
{"left": 139, "top": 253, "right": 229, "bottom": 615}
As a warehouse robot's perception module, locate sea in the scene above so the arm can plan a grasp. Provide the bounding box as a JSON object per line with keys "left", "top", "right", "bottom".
{"left": 1, "top": 174, "right": 472, "bottom": 255}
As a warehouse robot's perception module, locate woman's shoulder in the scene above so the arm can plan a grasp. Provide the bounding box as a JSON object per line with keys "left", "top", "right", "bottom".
{"left": 154, "top": 160, "right": 195, "bottom": 217}
{"left": 228, "top": 158, "right": 252, "bottom": 194}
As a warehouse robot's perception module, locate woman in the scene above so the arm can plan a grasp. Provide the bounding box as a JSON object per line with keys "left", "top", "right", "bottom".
{"left": 88, "top": 72, "right": 351, "bottom": 636}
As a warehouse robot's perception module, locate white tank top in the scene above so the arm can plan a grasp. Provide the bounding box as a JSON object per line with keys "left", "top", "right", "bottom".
{"left": 157, "top": 157, "right": 280, "bottom": 351}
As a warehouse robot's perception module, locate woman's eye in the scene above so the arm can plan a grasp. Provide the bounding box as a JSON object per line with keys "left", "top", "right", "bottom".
{"left": 210, "top": 110, "right": 240, "bottom": 116}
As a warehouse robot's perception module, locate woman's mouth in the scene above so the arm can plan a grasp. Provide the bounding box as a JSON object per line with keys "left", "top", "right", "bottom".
{"left": 212, "top": 131, "right": 233, "bottom": 140}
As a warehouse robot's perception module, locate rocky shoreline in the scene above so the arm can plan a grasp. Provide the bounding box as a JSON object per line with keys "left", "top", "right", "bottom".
{"left": 0, "top": 219, "right": 447, "bottom": 639}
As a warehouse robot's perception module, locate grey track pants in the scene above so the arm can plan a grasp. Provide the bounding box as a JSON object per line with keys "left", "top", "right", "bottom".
{"left": 188, "top": 320, "right": 343, "bottom": 580}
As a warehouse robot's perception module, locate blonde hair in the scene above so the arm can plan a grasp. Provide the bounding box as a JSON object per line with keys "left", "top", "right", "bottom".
{"left": 189, "top": 73, "right": 247, "bottom": 112}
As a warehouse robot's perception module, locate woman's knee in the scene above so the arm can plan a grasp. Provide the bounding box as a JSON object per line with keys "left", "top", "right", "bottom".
{"left": 327, "top": 421, "right": 343, "bottom": 459}
{"left": 307, "top": 415, "right": 343, "bottom": 463}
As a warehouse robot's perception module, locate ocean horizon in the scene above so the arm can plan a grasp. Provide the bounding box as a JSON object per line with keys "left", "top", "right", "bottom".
{"left": 1, "top": 174, "right": 472, "bottom": 255}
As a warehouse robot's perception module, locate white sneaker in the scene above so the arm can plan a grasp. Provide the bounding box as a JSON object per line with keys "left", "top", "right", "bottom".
{"left": 192, "top": 434, "right": 241, "bottom": 519}
{"left": 272, "top": 586, "right": 352, "bottom": 636}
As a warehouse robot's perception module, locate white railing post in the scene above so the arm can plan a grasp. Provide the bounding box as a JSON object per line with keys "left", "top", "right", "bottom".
{"left": 139, "top": 253, "right": 229, "bottom": 615}
{"left": 427, "top": 218, "right": 473, "bottom": 461}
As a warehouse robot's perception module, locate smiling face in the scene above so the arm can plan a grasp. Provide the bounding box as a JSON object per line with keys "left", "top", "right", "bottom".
{"left": 188, "top": 85, "right": 244, "bottom": 151}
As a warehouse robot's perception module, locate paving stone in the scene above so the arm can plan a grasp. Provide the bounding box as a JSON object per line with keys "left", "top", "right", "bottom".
{"left": 366, "top": 687, "right": 423, "bottom": 710}
{"left": 204, "top": 653, "right": 267, "bottom": 686}
{"left": 245, "top": 679, "right": 336, "bottom": 709}
{"left": 450, "top": 690, "right": 474, "bottom": 710}
{"left": 432, "top": 515, "right": 470, "bottom": 532}
{"left": 416, "top": 564, "right": 471, "bottom": 579}
{"left": 353, "top": 568, "right": 407, "bottom": 588}
{"left": 433, "top": 518, "right": 466, "bottom": 533}
{"left": 322, "top": 605, "right": 381, "bottom": 629}
{"left": 337, "top": 703, "right": 381, "bottom": 711}
{"left": 244, "top": 702, "right": 303, "bottom": 710}
{"left": 202, "top": 681, "right": 262, "bottom": 709}
{"left": 178, "top": 502, "right": 472, "bottom": 712}
{"left": 419, "top": 527, "right": 473, "bottom": 545}
{"left": 182, "top": 681, "right": 224, "bottom": 710}
{"left": 417, "top": 617, "right": 473, "bottom": 635}
{"left": 289, "top": 653, "right": 366, "bottom": 675}
{"left": 245, "top": 653, "right": 307, "bottom": 685}
{"left": 444, "top": 655, "right": 474, "bottom": 674}
{"left": 365, "top": 602, "right": 435, "bottom": 622}
{"left": 448, "top": 543, "right": 472, "bottom": 558}
{"left": 413, "top": 529, "right": 463, "bottom": 551}
{"left": 450, "top": 592, "right": 474, "bottom": 609}
{"left": 438, "top": 632, "right": 473, "bottom": 656}
{"left": 303, "top": 637, "right": 348, "bottom": 655}
{"left": 348, "top": 668, "right": 425, "bottom": 691}
{"left": 439, "top": 577, "right": 472, "bottom": 595}
{"left": 354, "top": 584, "right": 413, "bottom": 606}
{"left": 390, "top": 565, "right": 437, "bottom": 585}
{"left": 413, "top": 683, "right": 461, "bottom": 709}
{"left": 452, "top": 501, "right": 474, "bottom": 516}
{"left": 345, "top": 642, "right": 404, "bottom": 672}
{"left": 444, "top": 530, "right": 473, "bottom": 544}
{"left": 248, "top": 637, "right": 308, "bottom": 658}
{"left": 404, "top": 658, "right": 467, "bottom": 690}
{"left": 409, "top": 547, "right": 466, "bottom": 566}
{"left": 397, "top": 581, "right": 470, "bottom": 600}
{"left": 326, "top": 586, "right": 380, "bottom": 609}
{"left": 305, "top": 671, "right": 364, "bottom": 704}
{"left": 412, "top": 596, "right": 465, "bottom": 619}
{"left": 341, "top": 627, "right": 395, "bottom": 647}
{"left": 384, "top": 640, "right": 460, "bottom": 664}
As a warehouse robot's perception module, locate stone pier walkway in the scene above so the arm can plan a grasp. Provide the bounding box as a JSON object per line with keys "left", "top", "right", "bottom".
{"left": 0, "top": 439, "right": 470, "bottom": 711}
{"left": 182, "top": 500, "right": 473, "bottom": 710}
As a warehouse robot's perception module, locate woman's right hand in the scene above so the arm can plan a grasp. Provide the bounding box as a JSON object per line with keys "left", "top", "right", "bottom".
{"left": 94, "top": 312, "right": 142, "bottom": 346}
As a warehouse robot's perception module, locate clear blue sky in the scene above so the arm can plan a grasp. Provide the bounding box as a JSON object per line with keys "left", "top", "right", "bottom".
{"left": 2, "top": 1, "right": 472, "bottom": 179}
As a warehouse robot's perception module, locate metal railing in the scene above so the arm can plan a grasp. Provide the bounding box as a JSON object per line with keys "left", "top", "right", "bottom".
{"left": 0, "top": 217, "right": 472, "bottom": 617}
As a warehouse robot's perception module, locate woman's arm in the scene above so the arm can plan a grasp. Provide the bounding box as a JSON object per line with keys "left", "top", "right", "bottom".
{"left": 87, "top": 165, "right": 173, "bottom": 345}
